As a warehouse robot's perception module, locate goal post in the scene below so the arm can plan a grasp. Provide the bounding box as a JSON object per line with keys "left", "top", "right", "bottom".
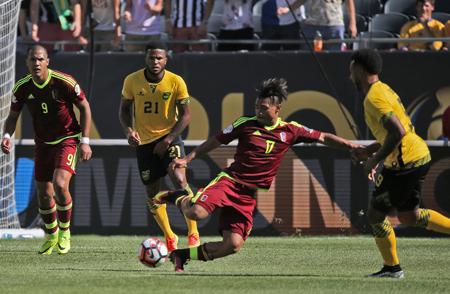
{"left": 0, "top": 0, "right": 44, "bottom": 238}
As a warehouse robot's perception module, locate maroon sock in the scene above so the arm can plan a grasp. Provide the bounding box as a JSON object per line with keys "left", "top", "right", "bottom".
{"left": 39, "top": 201, "right": 58, "bottom": 235}
{"left": 56, "top": 199, "right": 72, "bottom": 231}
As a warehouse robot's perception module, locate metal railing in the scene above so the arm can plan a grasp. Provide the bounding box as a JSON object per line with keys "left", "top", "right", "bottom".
{"left": 16, "top": 37, "right": 450, "bottom": 52}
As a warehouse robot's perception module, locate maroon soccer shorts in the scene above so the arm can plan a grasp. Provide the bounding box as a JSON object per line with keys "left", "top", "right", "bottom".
{"left": 192, "top": 174, "right": 256, "bottom": 240}
{"left": 34, "top": 137, "right": 79, "bottom": 182}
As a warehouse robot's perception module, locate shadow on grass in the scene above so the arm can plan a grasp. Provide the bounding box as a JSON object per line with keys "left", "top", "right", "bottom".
{"left": 48, "top": 268, "right": 319, "bottom": 277}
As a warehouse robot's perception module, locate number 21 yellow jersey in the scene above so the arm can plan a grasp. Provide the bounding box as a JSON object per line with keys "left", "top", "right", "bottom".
{"left": 121, "top": 69, "right": 189, "bottom": 145}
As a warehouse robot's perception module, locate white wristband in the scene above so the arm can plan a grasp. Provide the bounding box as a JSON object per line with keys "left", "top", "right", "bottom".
{"left": 81, "top": 137, "right": 89, "bottom": 144}
{"left": 3, "top": 134, "right": 10, "bottom": 140}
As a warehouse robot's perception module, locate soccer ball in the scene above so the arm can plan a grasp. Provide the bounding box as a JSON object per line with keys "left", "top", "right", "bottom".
{"left": 138, "top": 238, "right": 168, "bottom": 268}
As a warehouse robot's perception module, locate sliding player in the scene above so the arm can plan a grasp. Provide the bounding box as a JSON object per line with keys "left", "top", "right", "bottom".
{"left": 154, "top": 77, "right": 361, "bottom": 271}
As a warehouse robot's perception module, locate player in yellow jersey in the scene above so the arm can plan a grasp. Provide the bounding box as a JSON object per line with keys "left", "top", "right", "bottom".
{"left": 349, "top": 48, "right": 450, "bottom": 278}
{"left": 119, "top": 41, "right": 199, "bottom": 251}
{"left": 398, "top": 0, "right": 445, "bottom": 51}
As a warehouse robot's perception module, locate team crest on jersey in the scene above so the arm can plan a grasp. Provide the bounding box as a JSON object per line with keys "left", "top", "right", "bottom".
{"left": 162, "top": 92, "right": 171, "bottom": 100}
{"left": 142, "top": 170, "right": 150, "bottom": 181}
{"left": 200, "top": 194, "right": 208, "bottom": 202}
{"left": 223, "top": 125, "right": 233, "bottom": 134}
{"left": 75, "top": 84, "right": 81, "bottom": 96}
{"left": 280, "top": 132, "right": 286, "bottom": 142}
{"left": 303, "top": 126, "right": 314, "bottom": 133}
{"left": 149, "top": 84, "right": 157, "bottom": 93}
{"left": 11, "top": 94, "right": 17, "bottom": 103}
{"left": 51, "top": 90, "right": 58, "bottom": 100}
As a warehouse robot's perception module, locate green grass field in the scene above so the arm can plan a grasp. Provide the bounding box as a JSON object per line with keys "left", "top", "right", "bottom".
{"left": 1, "top": 235, "right": 449, "bottom": 294}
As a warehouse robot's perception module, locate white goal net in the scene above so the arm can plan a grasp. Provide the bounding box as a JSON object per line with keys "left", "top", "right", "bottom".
{"left": 0, "top": 0, "right": 21, "bottom": 231}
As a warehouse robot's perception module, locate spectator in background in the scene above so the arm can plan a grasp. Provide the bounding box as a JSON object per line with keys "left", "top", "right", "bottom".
{"left": 398, "top": 0, "right": 444, "bottom": 51}
{"left": 443, "top": 105, "right": 450, "bottom": 139}
{"left": 30, "top": 0, "right": 83, "bottom": 52}
{"left": 261, "top": 0, "right": 305, "bottom": 51}
{"left": 123, "top": 0, "right": 163, "bottom": 52}
{"left": 299, "top": 0, "right": 357, "bottom": 51}
{"left": 79, "top": 0, "right": 121, "bottom": 52}
{"left": 217, "top": 0, "right": 254, "bottom": 51}
{"left": 165, "top": 0, "right": 215, "bottom": 52}
{"left": 17, "top": 0, "right": 32, "bottom": 52}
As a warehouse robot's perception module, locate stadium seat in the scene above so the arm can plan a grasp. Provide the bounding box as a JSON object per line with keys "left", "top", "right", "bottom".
{"left": 353, "top": 30, "right": 397, "bottom": 50}
{"left": 212, "top": 0, "right": 224, "bottom": 14}
{"left": 432, "top": 12, "right": 450, "bottom": 25}
{"left": 435, "top": 1, "right": 450, "bottom": 14}
{"left": 207, "top": 13, "right": 223, "bottom": 36}
{"left": 253, "top": 0, "right": 262, "bottom": 16}
{"left": 383, "top": 0, "right": 417, "bottom": 19}
{"left": 344, "top": 13, "right": 368, "bottom": 34}
{"left": 160, "top": 15, "right": 166, "bottom": 33}
{"left": 370, "top": 12, "right": 411, "bottom": 37}
{"left": 253, "top": 14, "right": 262, "bottom": 35}
{"left": 343, "top": 0, "right": 382, "bottom": 20}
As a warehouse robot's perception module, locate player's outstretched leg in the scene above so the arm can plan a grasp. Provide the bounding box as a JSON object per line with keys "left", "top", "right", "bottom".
{"left": 169, "top": 244, "right": 213, "bottom": 272}
{"left": 415, "top": 209, "right": 450, "bottom": 234}
{"left": 154, "top": 189, "right": 190, "bottom": 205}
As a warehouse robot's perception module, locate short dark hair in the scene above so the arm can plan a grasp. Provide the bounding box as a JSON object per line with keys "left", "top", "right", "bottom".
{"left": 258, "top": 78, "right": 289, "bottom": 105}
{"left": 26, "top": 44, "right": 48, "bottom": 57}
{"left": 145, "top": 41, "right": 169, "bottom": 54}
{"left": 417, "top": 0, "right": 434, "bottom": 6}
{"left": 350, "top": 48, "right": 382, "bottom": 75}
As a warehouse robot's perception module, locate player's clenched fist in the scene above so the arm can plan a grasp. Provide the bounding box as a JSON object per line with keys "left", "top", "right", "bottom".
{"left": 1, "top": 138, "right": 11, "bottom": 154}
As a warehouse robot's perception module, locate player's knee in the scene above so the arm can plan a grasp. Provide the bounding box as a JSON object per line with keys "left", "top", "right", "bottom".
{"left": 225, "top": 241, "right": 242, "bottom": 255}
{"left": 185, "top": 205, "right": 208, "bottom": 221}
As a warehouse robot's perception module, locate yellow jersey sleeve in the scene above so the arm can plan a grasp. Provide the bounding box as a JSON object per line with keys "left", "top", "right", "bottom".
{"left": 174, "top": 75, "right": 189, "bottom": 102}
{"left": 121, "top": 72, "right": 136, "bottom": 101}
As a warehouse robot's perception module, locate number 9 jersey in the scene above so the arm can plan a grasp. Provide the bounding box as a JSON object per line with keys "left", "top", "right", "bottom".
{"left": 11, "top": 69, "right": 85, "bottom": 144}
{"left": 121, "top": 69, "right": 189, "bottom": 145}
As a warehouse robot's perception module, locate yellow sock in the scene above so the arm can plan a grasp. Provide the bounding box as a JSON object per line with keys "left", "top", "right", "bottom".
{"left": 416, "top": 209, "right": 450, "bottom": 234}
{"left": 372, "top": 219, "right": 399, "bottom": 266}
{"left": 183, "top": 184, "right": 199, "bottom": 236}
{"left": 147, "top": 194, "right": 174, "bottom": 239}
{"left": 185, "top": 215, "right": 198, "bottom": 236}
{"left": 151, "top": 204, "right": 175, "bottom": 239}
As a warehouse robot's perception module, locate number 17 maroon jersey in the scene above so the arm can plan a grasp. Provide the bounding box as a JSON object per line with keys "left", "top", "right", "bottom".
{"left": 215, "top": 116, "right": 321, "bottom": 191}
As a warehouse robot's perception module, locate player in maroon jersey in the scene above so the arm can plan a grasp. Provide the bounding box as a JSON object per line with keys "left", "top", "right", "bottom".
{"left": 1, "top": 44, "right": 92, "bottom": 255}
{"left": 154, "top": 78, "right": 362, "bottom": 271}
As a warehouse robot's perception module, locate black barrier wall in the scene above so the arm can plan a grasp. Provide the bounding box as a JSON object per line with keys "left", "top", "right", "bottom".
{"left": 16, "top": 144, "right": 450, "bottom": 237}
{"left": 15, "top": 51, "right": 450, "bottom": 141}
